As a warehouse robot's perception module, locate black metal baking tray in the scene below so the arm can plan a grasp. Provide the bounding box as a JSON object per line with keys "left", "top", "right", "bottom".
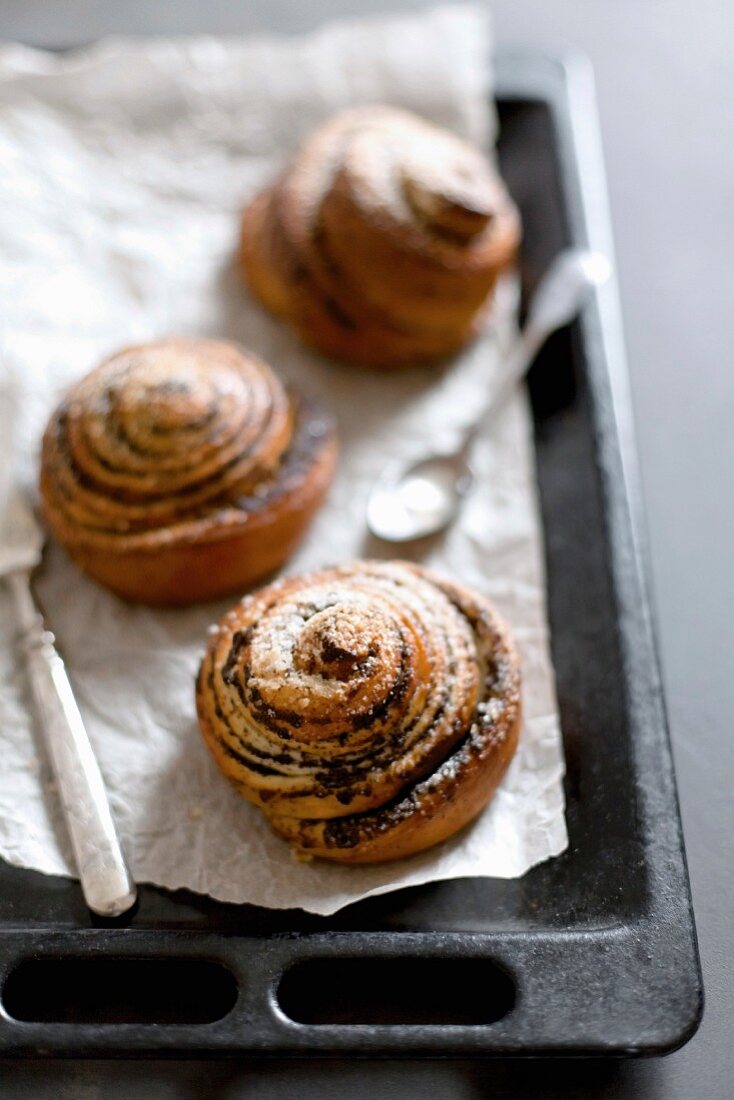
{"left": 0, "top": 51, "right": 702, "bottom": 1058}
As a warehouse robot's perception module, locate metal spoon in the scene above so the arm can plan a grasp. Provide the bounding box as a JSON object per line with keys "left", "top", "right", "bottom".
{"left": 366, "top": 249, "right": 611, "bottom": 542}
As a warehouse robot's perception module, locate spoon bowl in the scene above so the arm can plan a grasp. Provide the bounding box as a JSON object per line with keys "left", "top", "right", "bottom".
{"left": 367, "top": 453, "right": 474, "bottom": 542}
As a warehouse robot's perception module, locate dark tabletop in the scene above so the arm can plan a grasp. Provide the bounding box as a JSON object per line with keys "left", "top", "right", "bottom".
{"left": 0, "top": 0, "right": 732, "bottom": 1096}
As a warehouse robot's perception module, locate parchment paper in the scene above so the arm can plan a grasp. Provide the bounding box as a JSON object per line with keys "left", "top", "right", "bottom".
{"left": 0, "top": 5, "right": 567, "bottom": 914}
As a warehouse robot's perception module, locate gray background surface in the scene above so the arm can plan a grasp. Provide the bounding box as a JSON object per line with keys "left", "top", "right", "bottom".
{"left": 0, "top": 1, "right": 732, "bottom": 1096}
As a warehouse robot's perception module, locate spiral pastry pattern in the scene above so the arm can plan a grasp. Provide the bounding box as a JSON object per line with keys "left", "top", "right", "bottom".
{"left": 240, "top": 106, "right": 521, "bottom": 369}
{"left": 197, "top": 561, "right": 521, "bottom": 863}
{"left": 40, "top": 338, "right": 337, "bottom": 605}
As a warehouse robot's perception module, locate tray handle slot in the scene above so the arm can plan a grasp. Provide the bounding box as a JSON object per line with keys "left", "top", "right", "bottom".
{"left": 2, "top": 957, "right": 238, "bottom": 1025}
{"left": 277, "top": 956, "right": 515, "bottom": 1026}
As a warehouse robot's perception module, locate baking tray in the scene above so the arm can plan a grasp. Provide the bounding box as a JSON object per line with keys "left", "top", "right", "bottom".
{"left": 0, "top": 51, "right": 703, "bottom": 1058}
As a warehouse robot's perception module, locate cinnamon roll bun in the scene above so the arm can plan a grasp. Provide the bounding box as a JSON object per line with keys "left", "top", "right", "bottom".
{"left": 196, "top": 561, "right": 521, "bottom": 863}
{"left": 39, "top": 338, "right": 336, "bottom": 606}
{"left": 239, "top": 106, "right": 521, "bottom": 370}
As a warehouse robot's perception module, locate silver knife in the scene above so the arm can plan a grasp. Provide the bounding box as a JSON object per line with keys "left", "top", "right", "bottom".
{"left": 1, "top": 490, "right": 137, "bottom": 918}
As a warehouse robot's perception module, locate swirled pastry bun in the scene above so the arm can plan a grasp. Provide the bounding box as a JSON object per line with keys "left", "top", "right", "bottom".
{"left": 239, "top": 106, "right": 520, "bottom": 369}
{"left": 39, "top": 338, "right": 336, "bottom": 606}
{"left": 196, "top": 561, "right": 521, "bottom": 863}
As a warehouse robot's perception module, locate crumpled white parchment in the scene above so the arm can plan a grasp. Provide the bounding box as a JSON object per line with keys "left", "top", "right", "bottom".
{"left": 0, "top": 5, "right": 567, "bottom": 914}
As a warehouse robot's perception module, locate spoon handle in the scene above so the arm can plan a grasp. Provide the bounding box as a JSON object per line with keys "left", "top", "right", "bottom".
{"left": 459, "top": 324, "right": 546, "bottom": 457}
{"left": 461, "top": 249, "right": 610, "bottom": 455}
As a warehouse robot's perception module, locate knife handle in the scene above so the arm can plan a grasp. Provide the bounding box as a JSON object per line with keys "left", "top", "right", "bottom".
{"left": 9, "top": 572, "right": 137, "bottom": 918}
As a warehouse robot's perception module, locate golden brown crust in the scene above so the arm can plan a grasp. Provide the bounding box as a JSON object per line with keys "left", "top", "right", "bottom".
{"left": 196, "top": 560, "right": 521, "bottom": 863}
{"left": 239, "top": 106, "right": 521, "bottom": 370}
{"left": 39, "top": 338, "right": 337, "bottom": 606}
